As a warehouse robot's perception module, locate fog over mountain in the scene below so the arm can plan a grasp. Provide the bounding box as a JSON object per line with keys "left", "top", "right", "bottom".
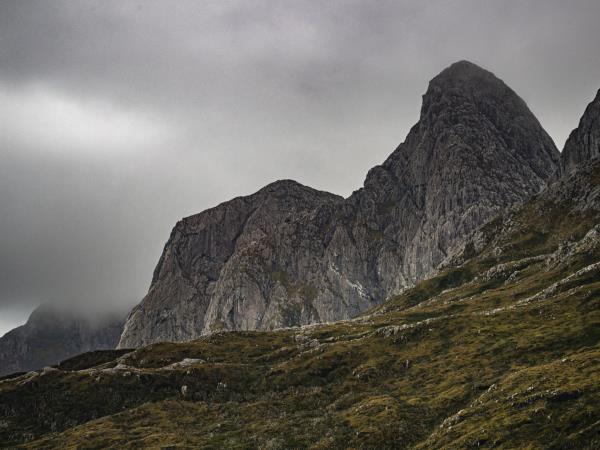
{"left": 1, "top": 0, "right": 600, "bottom": 335}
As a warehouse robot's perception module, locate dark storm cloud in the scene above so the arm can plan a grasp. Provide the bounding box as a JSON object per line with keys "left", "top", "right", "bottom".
{"left": 1, "top": 0, "right": 599, "bottom": 334}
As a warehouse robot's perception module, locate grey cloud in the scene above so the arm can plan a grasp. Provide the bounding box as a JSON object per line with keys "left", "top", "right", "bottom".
{"left": 0, "top": 0, "right": 599, "bottom": 332}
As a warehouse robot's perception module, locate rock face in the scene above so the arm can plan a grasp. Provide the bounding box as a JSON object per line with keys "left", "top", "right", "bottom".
{"left": 120, "top": 181, "right": 343, "bottom": 346}
{"left": 119, "top": 61, "right": 560, "bottom": 348}
{"left": 560, "top": 89, "right": 600, "bottom": 176}
{"left": 0, "top": 305, "right": 124, "bottom": 376}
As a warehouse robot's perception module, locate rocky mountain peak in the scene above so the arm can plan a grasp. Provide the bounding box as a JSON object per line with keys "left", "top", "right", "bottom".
{"left": 428, "top": 59, "right": 501, "bottom": 88}
{"left": 344, "top": 61, "right": 560, "bottom": 297}
{"left": 425, "top": 60, "right": 557, "bottom": 164}
{"left": 560, "top": 89, "right": 600, "bottom": 176}
{"left": 423, "top": 59, "right": 518, "bottom": 113}
{"left": 372, "top": 61, "right": 559, "bottom": 185}
{"left": 118, "top": 62, "right": 561, "bottom": 348}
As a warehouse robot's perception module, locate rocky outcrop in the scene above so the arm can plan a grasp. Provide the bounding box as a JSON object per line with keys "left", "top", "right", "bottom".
{"left": 120, "top": 181, "right": 343, "bottom": 346}
{"left": 336, "top": 60, "right": 559, "bottom": 293}
{"left": 0, "top": 305, "right": 124, "bottom": 376}
{"left": 119, "top": 60, "right": 560, "bottom": 348}
{"left": 560, "top": 89, "right": 600, "bottom": 176}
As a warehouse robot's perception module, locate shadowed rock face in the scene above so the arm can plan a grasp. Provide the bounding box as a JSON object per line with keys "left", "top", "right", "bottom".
{"left": 0, "top": 305, "right": 124, "bottom": 376}
{"left": 560, "top": 89, "right": 600, "bottom": 176}
{"left": 119, "top": 61, "right": 560, "bottom": 348}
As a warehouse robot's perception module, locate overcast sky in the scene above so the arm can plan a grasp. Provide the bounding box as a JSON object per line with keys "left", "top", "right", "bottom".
{"left": 1, "top": 0, "right": 599, "bottom": 336}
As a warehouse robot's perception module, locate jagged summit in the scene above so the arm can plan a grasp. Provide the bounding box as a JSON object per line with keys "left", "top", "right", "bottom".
{"left": 118, "top": 62, "right": 560, "bottom": 348}
{"left": 560, "top": 88, "right": 600, "bottom": 176}
{"left": 351, "top": 60, "right": 559, "bottom": 294}
{"left": 377, "top": 60, "right": 558, "bottom": 178}
{"left": 424, "top": 60, "right": 516, "bottom": 105}
{"left": 427, "top": 60, "right": 557, "bottom": 162}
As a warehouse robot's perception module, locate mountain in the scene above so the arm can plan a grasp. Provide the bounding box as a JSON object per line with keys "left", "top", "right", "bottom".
{"left": 119, "top": 181, "right": 344, "bottom": 347}
{"left": 560, "top": 89, "right": 600, "bottom": 176}
{"left": 0, "top": 304, "right": 124, "bottom": 376}
{"left": 119, "top": 61, "right": 560, "bottom": 348}
{"left": 2, "top": 157, "right": 598, "bottom": 449}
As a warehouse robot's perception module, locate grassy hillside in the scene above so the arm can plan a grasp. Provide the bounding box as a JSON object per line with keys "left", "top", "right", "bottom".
{"left": 1, "top": 163, "right": 599, "bottom": 449}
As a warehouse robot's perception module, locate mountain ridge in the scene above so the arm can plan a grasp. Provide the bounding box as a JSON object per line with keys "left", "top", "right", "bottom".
{"left": 119, "top": 60, "right": 560, "bottom": 348}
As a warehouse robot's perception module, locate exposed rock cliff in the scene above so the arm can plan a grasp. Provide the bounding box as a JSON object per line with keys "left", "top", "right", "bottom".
{"left": 119, "top": 61, "right": 560, "bottom": 347}
{"left": 0, "top": 305, "right": 124, "bottom": 376}
{"left": 331, "top": 60, "right": 559, "bottom": 298}
{"left": 120, "top": 181, "right": 343, "bottom": 346}
{"left": 560, "top": 89, "right": 600, "bottom": 176}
